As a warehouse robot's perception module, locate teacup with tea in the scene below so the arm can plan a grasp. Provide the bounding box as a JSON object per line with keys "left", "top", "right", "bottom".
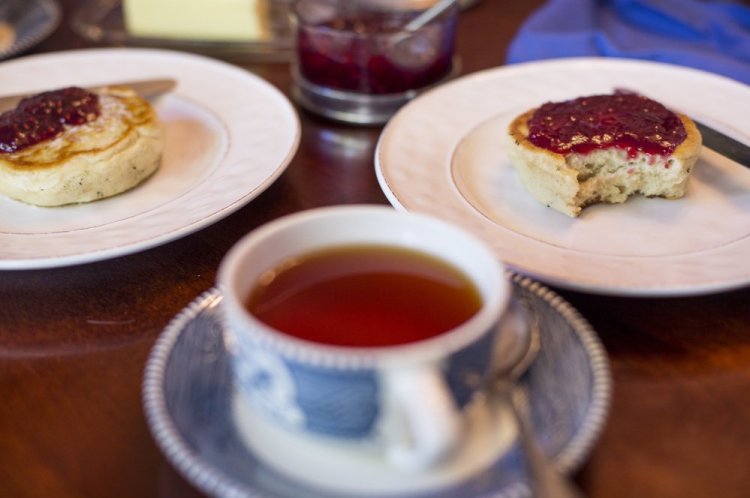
{"left": 218, "top": 205, "right": 515, "bottom": 493}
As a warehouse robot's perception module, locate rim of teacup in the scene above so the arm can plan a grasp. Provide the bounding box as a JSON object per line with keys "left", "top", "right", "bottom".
{"left": 217, "top": 205, "right": 510, "bottom": 369}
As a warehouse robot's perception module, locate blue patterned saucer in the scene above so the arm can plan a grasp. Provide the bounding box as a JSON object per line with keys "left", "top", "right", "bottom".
{"left": 143, "top": 275, "right": 611, "bottom": 498}
{"left": 0, "top": 0, "right": 60, "bottom": 60}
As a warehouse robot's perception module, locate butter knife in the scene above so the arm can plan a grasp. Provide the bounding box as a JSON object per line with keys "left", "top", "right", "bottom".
{"left": 0, "top": 78, "right": 176, "bottom": 112}
{"left": 693, "top": 120, "right": 750, "bottom": 168}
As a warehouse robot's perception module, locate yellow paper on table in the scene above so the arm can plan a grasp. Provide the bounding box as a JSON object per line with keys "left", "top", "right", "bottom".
{"left": 123, "top": 0, "right": 271, "bottom": 42}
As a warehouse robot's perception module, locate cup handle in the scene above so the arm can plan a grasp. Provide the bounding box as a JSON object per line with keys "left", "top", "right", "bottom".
{"left": 382, "top": 365, "right": 463, "bottom": 471}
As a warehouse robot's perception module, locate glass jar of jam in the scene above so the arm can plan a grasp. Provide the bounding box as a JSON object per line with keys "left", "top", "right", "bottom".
{"left": 291, "top": 0, "right": 459, "bottom": 125}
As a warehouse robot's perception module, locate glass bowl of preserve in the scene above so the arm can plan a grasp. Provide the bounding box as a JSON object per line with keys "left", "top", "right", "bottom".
{"left": 291, "top": 0, "right": 460, "bottom": 125}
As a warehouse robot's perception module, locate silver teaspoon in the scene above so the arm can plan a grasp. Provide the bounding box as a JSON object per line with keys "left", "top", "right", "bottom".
{"left": 494, "top": 298, "right": 585, "bottom": 498}
{"left": 403, "top": 0, "right": 458, "bottom": 32}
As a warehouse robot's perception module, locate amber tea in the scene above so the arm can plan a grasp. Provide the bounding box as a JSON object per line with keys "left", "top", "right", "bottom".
{"left": 246, "top": 244, "right": 482, "bottom": 347}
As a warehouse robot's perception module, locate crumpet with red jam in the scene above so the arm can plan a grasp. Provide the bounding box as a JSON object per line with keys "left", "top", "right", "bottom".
{"left": 506, "top": 92, "right": 702, "bottom": 217}
{"left": 0, "top": 85, "right": 164, "bottom": 206}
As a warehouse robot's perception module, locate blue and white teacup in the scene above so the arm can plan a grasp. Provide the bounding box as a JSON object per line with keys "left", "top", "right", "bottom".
{"left": 218, "top": 205, "right": 511, "bottom": 472}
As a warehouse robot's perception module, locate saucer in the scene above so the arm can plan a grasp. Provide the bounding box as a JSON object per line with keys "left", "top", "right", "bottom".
{"left": 232, "top": 386, "right": 516, "bottom": 496}
{"left": 0, "top": 0, "right": 61, "bottom": 60}
{"left": 143, "top": 275, "right": 611, "bottom": 498}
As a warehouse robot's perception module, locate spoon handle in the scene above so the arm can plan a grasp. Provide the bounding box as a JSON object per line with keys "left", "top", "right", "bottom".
{"left": 509, "top": 388, "right": 585, "bottom": 498}
{"left": 403, "top": 0, "right": 458, "bottom": 31}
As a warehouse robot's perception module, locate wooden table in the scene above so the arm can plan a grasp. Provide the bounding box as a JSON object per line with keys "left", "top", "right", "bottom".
{"left": 1, "top": 1, "right": 749, "bottom": 497}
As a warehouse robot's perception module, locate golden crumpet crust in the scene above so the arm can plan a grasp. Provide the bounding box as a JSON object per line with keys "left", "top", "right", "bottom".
{"left": 0, "top": 86, "right": 165, "bottom": 206}
{"left": 506, "top": 106, "right": 702, "bottom": 217}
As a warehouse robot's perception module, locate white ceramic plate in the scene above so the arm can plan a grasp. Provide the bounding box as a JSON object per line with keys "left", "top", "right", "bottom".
{"left": 376, "top": 58, "right": 750, "bottom": 296}
{"left": 0, "top": 48, "right": 300, "bottom": 269}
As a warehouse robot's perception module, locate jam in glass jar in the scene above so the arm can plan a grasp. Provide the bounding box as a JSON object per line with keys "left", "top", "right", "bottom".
{"left": 291, "top": 0, "right": 459, "bottom": 124}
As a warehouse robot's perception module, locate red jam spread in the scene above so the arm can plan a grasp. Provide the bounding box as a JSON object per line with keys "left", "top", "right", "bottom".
{"left": 0, "top": 87, "right": 100, "bottom": 154}
{"left": 527, "top": 93, "right": 687, "bottom": 158}
{"left": 297, "top": 13, "right": 456, "bottom": 94}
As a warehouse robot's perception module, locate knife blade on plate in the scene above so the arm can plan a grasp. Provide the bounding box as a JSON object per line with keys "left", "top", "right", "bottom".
{"left": 614, "top": 88, "right": 749, "bottom": 168}
{"left": 0, "top": 78, "right": 176, "bottom": 112}
{"left": 693, "top": 120, "right": 750, "bottom": 168}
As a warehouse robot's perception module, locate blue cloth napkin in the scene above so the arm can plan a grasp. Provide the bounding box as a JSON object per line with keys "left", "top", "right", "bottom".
{"left": 506, "top": 0, "right": 750, "bottom": 85}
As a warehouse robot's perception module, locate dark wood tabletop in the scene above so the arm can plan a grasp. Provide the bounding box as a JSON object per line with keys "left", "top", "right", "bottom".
{"left": 2, "top": 1, "right": 749, "bottom": 497}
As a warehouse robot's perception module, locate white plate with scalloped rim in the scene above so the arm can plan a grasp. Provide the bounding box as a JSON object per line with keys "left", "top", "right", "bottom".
{"left": 375, "top": 57, "right": 750, "bottom": 296}
{"left": 0, "top": 48, "right": 299, "bottom": 269}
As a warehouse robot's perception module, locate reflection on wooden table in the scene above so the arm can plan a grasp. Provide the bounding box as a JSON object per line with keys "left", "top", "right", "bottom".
{"left": 1, "top": 1, "right": 749, "bottom": 498}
